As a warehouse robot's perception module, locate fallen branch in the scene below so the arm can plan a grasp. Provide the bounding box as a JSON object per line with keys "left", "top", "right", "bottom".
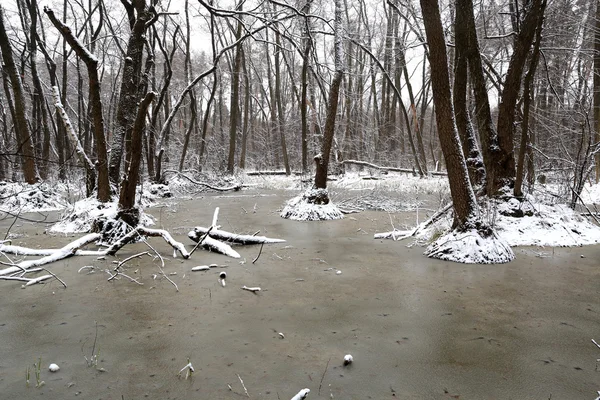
{"left": 341, "top": 159, "right": 447, "bottom": 176}
{"left": 374, "top": 202, "right": 453, "bottom": 240}
{"left": 188, "top": 226, "right": 285, "bottom": 245}
{"left": 241, "top": 285, "right": 261, "bottom": 293}
{"left": 291, "top": 388, "right": 310, "bottom": 400}
{"left": 163, "top": 170, "right": 243, "bottom": 191}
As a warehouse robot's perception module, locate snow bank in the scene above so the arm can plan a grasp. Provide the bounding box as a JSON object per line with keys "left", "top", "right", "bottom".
{"left": 495, "top": 203, "right": 600, "bottom": 247}
{"left": 0, "top": 182, "right": 66, "bottom": 213}
{"left": 50, "top": 198, "right": 154, "bottom": 234}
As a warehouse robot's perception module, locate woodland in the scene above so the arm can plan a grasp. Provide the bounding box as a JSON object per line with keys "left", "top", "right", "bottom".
{"left": 2, "top": 0, "right": 600, "bottom": 398}
{"left": 1, "top": 0, "right": 600, "bottom": 268}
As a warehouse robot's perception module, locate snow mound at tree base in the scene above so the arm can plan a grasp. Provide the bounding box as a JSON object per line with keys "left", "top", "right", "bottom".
{"left": 424, "top": 228, "right": 515, "bottom": 264}
{"left": 50, "top": 198, "right": 154, "bottom": 234}
{"left": 281, "top": 188, "right": 344, "bottom": 221}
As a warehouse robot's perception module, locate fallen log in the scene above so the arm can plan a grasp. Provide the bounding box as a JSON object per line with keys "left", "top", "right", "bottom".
{"left": 341, "top": 159, "right": 447, "bottom": 176}
{"left": 163, "top": 170, "right": 244, "bottom": 191}
{"left": 188, "top": 227, "right": 285, "bottom": 245}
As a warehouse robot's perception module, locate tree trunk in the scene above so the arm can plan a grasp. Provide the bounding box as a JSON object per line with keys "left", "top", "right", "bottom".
{"left": 515, "top": 0, "right": 545, "bottom": 198}
{"left": 594, "top": 0, "right": 600, "bottom": 182}
{"left": 495, "top": 0, "right": 545, "bottom": 193}
{"left": 45, "top": 6, "right": 111, "bottom": 202}
{"left": 420, "top": 0, "right": 477, "bottom": 228}
{"left": 0, "top": 6, "right": 38, "bottom": 184}
{"left": 108, "top": 0, "right": 154, "bottom": 185}
{"left": 453, "top": 0, "right": 485, "bottom": 185}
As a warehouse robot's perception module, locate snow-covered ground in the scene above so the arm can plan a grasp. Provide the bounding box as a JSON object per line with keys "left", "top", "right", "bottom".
{"left": 1, "top": 173, "right": 600, "bottom": 248}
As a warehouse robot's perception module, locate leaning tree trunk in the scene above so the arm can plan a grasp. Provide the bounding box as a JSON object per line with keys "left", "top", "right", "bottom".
{"left": 0, "top": 6, "right": 38, "bottom": 184}
{"left": 44, "top": 7, "right": 111, "bottom": 202}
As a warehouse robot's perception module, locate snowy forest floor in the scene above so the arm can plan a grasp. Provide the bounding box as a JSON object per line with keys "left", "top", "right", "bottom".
{"left": 1, "top": 173, "right": 600, "bottom": 398}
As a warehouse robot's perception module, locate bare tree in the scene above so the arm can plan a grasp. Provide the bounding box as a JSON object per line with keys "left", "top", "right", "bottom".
{"left": 0, "top": 6, "right": 39, "bottom": 184}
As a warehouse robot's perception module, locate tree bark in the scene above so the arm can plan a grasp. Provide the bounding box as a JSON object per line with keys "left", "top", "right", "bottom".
{"left": 0, "top": 6, "right": 39, "bottom": 184}
{"left": 495, "top": 0, "right": 544, "bottom": 193}
{"left": 108, "top": 0, "right": 155, "bottom": 185}
{"left": 420, "top": 0, "right": 477, "bottom": 228}
{"left": 44, "top": 6, "right": 111, "bottom": 202}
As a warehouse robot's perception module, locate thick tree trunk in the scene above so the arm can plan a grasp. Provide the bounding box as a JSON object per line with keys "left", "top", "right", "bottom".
{"left": 108, "top": 0, "right": 154, "bottom": 185}
{"left": 453, "top": 0, "right": 485, "bottom": 186}
{"left": 495, "top": 0, "right": 544, "bottom": 193}
{"left": 315, "top": 71, "right": 344, "bottom": 189}
{"left": 0, "top": 6, "right": 39, "bottom": 184}
{"left": 420, "top": 0, "right": 477, "bottom": 228}
{"left": 118, "top": 92, "right": 155, "bottom": 214}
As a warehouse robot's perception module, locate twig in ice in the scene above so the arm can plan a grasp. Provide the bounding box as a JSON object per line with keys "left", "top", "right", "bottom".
{"left": 318, "top": 357, "right": 330, "bottom": 395}
{"left": 139, "top": 236, "right": 178, "bottom": 291}
{"left": 219, "top": 271, "right": 227, "bottom": 287}
{"left": 108, "top": 252, "right": 149, "bottom": 282}
{"left": 241, "top": 285, "right": 261, "bottom": 293}
{"left": 237, "top": 373, "right": 250, "bottom": 397}
{"left": 252, "top": 242, "right": 264, "bottom": 264}
{"left": 178, "top": 359, "right": 194, "bottom": 379}
{"left": 290, "top": 388, "right": 310, "bottom": 400}
{"left": 40, "top": 267, "right": 67, "bottom": 288}
{"left": 189, "top": 225, "right": 214, "bottom": 256}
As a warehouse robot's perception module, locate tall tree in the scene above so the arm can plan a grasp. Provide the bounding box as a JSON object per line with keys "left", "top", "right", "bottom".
{"left": 45, "top": 6, "right": 111, "bottom": 202}
{"left": 0, "top": 6, "right": 38, "bottom": 184}
{"left": 108, "top": 0, "right": 156, "bottom": 185}
{"left": 420, "top": 0, "right": 513, "bottom": 263}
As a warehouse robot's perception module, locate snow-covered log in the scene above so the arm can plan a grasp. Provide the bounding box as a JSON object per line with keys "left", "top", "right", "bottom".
{"left": 424, "top": 228, "right": 514, "bottom": 264}
{"left": 341, "top": 159, "right": 447, "bottom": 176}
{"left": 0, "top": 233, "right": 102, "bottom": 276}
{"left": 163, "top": 170, "right": 243, "bottom": 191}
{"left": 105, "top": 226, "right": 191, "bottom": 258}
{"left": 190, "top": 234, "right": 241, "bottom": 258}
{"left": 188, "top": 227, "right": 285, "bottom": 245}
{"left": 291, "top": 388, "right": 310, "bottom": 400}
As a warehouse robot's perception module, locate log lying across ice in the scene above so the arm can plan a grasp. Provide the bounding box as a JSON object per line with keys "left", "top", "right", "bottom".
{"left": 188, "top": 232, "right": 241, "bottom": 258}
{"left": 188, "top": 227, "right": 286, "bottom": 245}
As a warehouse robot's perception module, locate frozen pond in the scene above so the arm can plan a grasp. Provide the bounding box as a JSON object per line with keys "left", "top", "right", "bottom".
{"left": 1, "top": 189, "right": 599, "bottom": 399}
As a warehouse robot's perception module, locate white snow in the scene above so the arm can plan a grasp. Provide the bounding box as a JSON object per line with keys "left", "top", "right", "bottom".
{"left": 0, "top": 182, "right": 66, "bottom": 213}
{"left": 579, "top": 183, "right": 600, "bottom": 205}
{"left": 50, "top": 198, "right": 154, "bottom": 234}
{"left": 291, "top": 388, "right": 310, "bottom": 400}
{"left": 48, "top": 363, "right": 60, "bottom": 372}
{"left": 424, "top": 228, "right": 515, "bottom": 264}
{"left": 281, "top": 188, "right": 344, "bottom": 221}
